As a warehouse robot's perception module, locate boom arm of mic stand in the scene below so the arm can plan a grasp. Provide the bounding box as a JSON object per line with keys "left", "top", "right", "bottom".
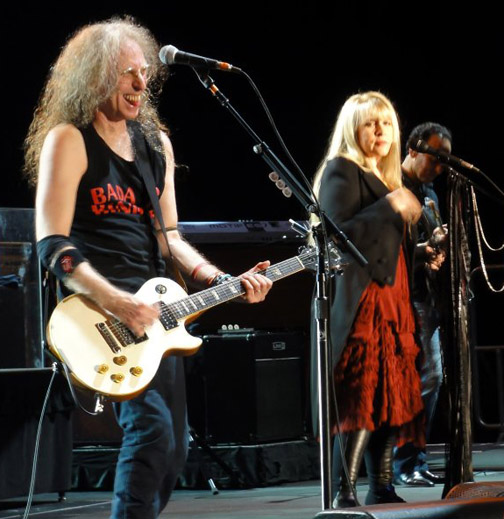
{"left": 319, "top": 211, "right": 368, "bottom": 268}
{"left": 192, "top": 69, "right": 313, "bottom": 209}
{"left": 447, "top": 167, "right": 504, "bottom": 207}
{"left": 192, "top": 68, "right": 367, "bottom": 510}
{"left": 192, "top": 69, "right": 368, "bottom": 265}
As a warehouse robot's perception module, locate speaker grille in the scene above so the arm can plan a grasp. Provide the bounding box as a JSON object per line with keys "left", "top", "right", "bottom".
{"left": 446, "top": 481, "right": 504, "bottom": 499}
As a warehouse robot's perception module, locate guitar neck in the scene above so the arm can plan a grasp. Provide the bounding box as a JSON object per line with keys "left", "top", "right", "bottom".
{"left": 162, "top": 252, "right": 311, "bottom": 322}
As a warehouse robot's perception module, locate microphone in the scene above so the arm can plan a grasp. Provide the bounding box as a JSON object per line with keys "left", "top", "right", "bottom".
{"left": 413, "top": 139, "right": 481, "bottom": 173}
{"left": 158, "top": 45, "right": 241, "bottom": 73}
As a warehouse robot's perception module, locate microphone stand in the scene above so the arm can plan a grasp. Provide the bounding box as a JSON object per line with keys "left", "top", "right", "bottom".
{"left": 445, "top": 166, "right": 504, "bottom": 207}
{"left": 191, "top": 68, "right": 367, "bottom": 511}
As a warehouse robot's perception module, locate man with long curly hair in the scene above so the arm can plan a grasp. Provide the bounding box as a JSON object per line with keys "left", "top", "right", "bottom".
{"left": 25, "top": 17, "right": 272, "bottom": 518}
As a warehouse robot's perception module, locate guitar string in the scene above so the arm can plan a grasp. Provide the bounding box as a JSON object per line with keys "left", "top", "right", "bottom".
{"left": 160, "top": 254, "right": 309, "bottom": 320}
{"left": 102, "top": 254, "right": 313, "bottom": 341}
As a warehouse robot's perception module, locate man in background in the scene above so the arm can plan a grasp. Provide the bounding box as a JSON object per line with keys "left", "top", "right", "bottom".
{"left": 394, "top": 122, "right": 452, "bottom": 487}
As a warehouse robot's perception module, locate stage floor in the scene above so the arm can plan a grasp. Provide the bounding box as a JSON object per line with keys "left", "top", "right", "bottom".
{"left": 1, "top": 444, "right": 504, "bottom": 519}
{"left": 1, "top": 471, "right": 504, "bottom": 519}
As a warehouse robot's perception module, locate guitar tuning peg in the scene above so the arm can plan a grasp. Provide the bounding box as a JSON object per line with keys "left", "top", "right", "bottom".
{"left": 268, "top": 172, "right": 292, "bottom": 197}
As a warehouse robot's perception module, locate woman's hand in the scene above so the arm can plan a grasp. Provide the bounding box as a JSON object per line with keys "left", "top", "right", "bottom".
{"left": 386, "top": 187, "right": 422, "bottom": 224}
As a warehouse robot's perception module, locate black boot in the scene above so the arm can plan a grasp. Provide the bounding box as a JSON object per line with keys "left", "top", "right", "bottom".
{"left": 334, "top": 430, "right": 371, "bottom": 508}
{"left": 364, "top": 427, "right": 406, "bottom": 506}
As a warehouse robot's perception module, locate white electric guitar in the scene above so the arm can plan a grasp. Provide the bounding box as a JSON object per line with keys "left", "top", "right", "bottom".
{"left": 47, "top": 246, "right": 342, "bottom": 401}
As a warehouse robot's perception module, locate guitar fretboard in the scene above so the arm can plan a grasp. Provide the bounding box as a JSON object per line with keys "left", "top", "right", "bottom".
{"left": 160, "top": 250, "right": 315, "bottom": 325}
{"left": 95, "top": 249, "right": 318, "bottom": 346}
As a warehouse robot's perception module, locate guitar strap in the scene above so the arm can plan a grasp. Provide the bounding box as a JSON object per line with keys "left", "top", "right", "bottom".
{"left": 131, "top": 125, "right": 187, "bottom": 291}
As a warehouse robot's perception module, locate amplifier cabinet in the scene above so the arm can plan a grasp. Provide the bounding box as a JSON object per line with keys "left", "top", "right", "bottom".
{"left": 0, "top": 208, "right": 43, "bottom": 368}
{"left": 185, "top": 331, "right": 306, "bottom": 444}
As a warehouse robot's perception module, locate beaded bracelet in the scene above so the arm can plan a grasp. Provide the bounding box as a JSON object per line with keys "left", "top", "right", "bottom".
{"left": 205, "top": 270, "right": 223, "bottom": 286}
{"left": 210, "top": 273, "right": 232, "bottom": 287}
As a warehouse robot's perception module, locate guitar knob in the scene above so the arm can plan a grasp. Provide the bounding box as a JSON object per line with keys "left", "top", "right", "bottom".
{"left": 96, "top": 364, "right": 109, "bottom": 374}
{"left": 113, "top": 356, "right": 128, "bottom": 366}
{"left": 111, "top": 373, "right": 125, "bottom": 383}
{"left": 130, "top": 366, "right": 143, "bottom": 377}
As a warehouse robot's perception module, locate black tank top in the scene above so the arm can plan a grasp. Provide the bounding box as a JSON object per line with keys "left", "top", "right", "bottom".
{"left": 70, "top": 122, "right": 166, "bottom": 293}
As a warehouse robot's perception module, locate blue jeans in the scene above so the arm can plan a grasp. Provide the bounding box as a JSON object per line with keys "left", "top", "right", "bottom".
{"left": 393, "top": 301, "right": 443, "bottom": 477}
{"left": 111, "top": 356, "right": 189, "bottom": 519}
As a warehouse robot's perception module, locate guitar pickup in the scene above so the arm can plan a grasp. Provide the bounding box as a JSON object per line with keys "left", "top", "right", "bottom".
{"left": 159, "top": 302, "right": 179, "bottom": 331}
{"left": 132, "top": 332, "right": 148, "bottom": 345}
{"left": 96, "top": 322, "right": 121, "bottom": 353}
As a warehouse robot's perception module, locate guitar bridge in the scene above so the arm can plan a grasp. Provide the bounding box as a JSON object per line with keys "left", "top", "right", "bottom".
{"left": 96, "top": 320, "right": 148, "bottom": 351}
{"left": 108, "top": 319, "right": 149, "bottom": 347}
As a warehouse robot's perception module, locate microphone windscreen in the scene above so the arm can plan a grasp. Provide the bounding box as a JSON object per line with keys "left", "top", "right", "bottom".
{"left": 159, "top": 45, "right": 178, "bottom": 65}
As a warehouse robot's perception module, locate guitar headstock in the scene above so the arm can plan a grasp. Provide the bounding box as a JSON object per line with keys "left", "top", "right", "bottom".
{"left": 298, "top": 242, "right": 347, "bottom": 275}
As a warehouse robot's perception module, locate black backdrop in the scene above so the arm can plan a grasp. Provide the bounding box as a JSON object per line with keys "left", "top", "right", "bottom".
{"left": 2, "top": 3, "right": 501, "bottom": 223}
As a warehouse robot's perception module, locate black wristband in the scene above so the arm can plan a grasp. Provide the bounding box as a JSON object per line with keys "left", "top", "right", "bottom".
{"left": 52, "top": 248, "right": 85, "bottom": 279}
{"left": 37, "top": 235, "right": 85, "bottom": 281}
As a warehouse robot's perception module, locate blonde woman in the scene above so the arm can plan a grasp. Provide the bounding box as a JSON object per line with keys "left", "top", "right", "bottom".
{"left": 314, "top": 92, "right": 424, "bottom": 507}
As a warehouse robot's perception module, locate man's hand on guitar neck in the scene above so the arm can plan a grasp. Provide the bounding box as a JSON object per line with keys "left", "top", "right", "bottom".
{"left": 424, "top": 245, "right": 446, "bottom": 272}
{"left": 425, "top": 225, "right": 447, "bottom": 272}
{"left": 239, "top": 260, "right": 273, "bottom": 303}
{"left": 428, "top": 225, "right": 448, "bottom": 251}
{"left": 417, "top": 226, "right": 448, "bottom": 273}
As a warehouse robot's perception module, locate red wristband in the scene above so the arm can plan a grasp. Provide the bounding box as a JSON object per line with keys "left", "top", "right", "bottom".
{"left": 191, "top": 261, "right": 210, "bottom": 281}
{"left": 206, "top": 270, "right": 224, "bottom": 286}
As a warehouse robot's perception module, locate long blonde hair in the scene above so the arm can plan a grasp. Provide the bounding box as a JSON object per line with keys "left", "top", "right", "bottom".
{"left": 24, "top": 16, "right": 168, "bottom": 184}
{"left": 313, "top": 91, "right": 402, "bottom": 199}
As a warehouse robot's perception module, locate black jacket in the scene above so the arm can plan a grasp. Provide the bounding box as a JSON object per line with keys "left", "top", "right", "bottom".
{"left": 318, "top": 157, "right": 416, "bottom": 364}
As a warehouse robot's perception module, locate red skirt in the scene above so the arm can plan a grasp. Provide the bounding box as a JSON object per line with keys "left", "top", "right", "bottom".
{"left": 333, "top": 248, "right": 424, "bottom": 445}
